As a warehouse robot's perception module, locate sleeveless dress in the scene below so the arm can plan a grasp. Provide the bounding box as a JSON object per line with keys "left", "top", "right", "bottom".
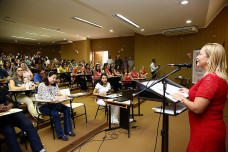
{"left": 187, "top": 73, "right": 227, "bottom": 152}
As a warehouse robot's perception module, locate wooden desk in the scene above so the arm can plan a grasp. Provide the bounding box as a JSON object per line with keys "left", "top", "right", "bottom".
{"left": 104, "top": 99, "right": 131, "bottom": 138}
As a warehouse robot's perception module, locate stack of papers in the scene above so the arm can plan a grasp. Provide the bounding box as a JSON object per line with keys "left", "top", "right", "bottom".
{"left": 152, "top": 105, "right": 186, "bottom": 115}
{"left": 0, "top": 108, "right": 23, "bottom": 117}
{"left": 142, "top": 81, "right": 188, "bottom": 102}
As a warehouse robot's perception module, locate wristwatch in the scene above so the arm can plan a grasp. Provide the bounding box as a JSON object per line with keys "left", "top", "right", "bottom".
{"left": 180, "top": 98, "right": 185, "bottom": 103}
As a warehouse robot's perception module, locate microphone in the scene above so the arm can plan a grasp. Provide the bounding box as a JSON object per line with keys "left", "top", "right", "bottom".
{"left": 168, "top": 63, "right": 192, "bottom": 68}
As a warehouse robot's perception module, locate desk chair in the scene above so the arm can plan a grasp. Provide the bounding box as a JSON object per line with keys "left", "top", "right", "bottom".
{"left": 94, "top": 96, "right": 108, "bottom": 121}
{"left": 59, "top": 89, "right": 88, "bottom": 128}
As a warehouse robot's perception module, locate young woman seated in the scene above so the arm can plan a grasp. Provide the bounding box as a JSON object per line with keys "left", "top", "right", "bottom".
{"left": 93, "top": 64, "right": 102, "bottom": 85}
{"left": 0, "top": 87, "right": 45, "bottom": 152}
{"left": 37, "top": 71, "right": 75, "bottom": 141}
{"left": 72, "top": 64, "right": 89, "bottom": 92}
{"left": 58, "top": 62, "right": 71, "bottom": 85}
{"left": 130, "top": 66, "right": 140, "bottom": 79}
{"left": 93, "top": 74, "right": 119, "bottom": 124}
{"left": 122, "top": 67, "right": 136, "bottom": 89}
{"left": 139, "top": 66, "right": 148, "bottom": 78}
{"left": 9, "top": 67, "right": 39, "bottom": 119}
{"left": 114, "top": 65, "right": 122, "bottom": 76}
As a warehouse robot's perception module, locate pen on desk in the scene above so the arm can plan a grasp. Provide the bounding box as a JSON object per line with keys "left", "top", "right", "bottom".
{"left": 165, "top": 92, "right": 170, "bottom": 95}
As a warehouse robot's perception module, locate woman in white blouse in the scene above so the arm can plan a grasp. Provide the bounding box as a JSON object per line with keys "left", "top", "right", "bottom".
{"left": 37, "top": 71, "right": 75, "bottom": 141}
{"left": 93, "top": 73, "right": 119, "bottom": 124}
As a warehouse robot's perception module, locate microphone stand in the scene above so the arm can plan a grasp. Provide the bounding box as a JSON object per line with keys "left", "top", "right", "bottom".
{"left": 134, "top": 67, "right": 181, "bottom": 152}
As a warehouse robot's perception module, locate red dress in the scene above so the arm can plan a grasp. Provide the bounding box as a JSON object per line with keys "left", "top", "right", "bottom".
{"left": 188, "top": 73, "right": 227, "bottom": 152}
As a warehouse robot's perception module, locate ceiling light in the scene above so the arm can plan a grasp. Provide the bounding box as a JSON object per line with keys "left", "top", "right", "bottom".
{"left": 113, "top": 14, "right": 140, "bottom": 28}
{"left": 52, "top": 41, "right": 55, "bottom": 43}
{"left": 110, "top": 29, "right": 113, "bottom": 32}
{"left": 76, "top": 34, "right": 79, "bottom": 37}
{"left": 186, "top": 20, "right": 192, "bottom": 24}
{"left": 11, "top": 36, "right": 36, "bottom": 40}
{"left": 41, "top": 28, "right": 67, "bottom": 34}
{"left": 38, "top": 43, "right": 41, "bottom": 44}
{"left": 141, "top": 29, "right": 145, "bottom": 31}
{"left": 73, "top": 17, "right": 103, "bottom": 28}
{"left": 27, "top": 32, "right": 50, "bottom": 37}
{"left": 181, "top": 0, "right": 188, "bottom": 5}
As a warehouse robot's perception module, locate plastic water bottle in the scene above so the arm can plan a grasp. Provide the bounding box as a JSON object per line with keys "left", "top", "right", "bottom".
{"left": 25, "top": 83, "right": 29, "bottom": 90}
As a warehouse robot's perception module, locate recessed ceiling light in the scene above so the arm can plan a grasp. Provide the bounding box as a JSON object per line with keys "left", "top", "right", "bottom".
{"left": 141, "top": 29, "right": 145, "bottom": 31}
{"left": 63, "top": 38, "right": 66, "bottom": 40}
{"left": 27, "top": 32, "right": 50, "bottom": 37}
{"left": 87, "top": 36, "right": 90, "bottom": 38}
{"left": 11, "top": 36, "right": 36, "bottom": 40}
{"left": 181, "top": 0, "right": 188, "bottom": 5}
{"left": 73, "top": 17, "right": 103, "bottom": 28}
{"left": 52, "top": 41, "right": 55, "bottom": 43}
{"left": 41, "top": 28, "right": 67, "bottom": 34}
{"left": 110, "top": 29, "right": 113, "bottom": 32}
{"left": 113, "top": 14, "right": 140, "bottom": 28}
{"left": 76, "top": 34, "right": 79, "bottom": 37}
{"left": 186, "top": 20, "right": 192, "bottom": 24}
{"left": 38, "top": 43, "right": 41, "bottom": 44}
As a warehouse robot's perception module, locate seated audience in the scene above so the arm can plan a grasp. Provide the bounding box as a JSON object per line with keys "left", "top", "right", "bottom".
{"left": 122, "top": 67, "right": 135, "bottom": 89}
{"left": 0, "top": 87, "right": 45, "bottom": 152}
{"left": 21, "top": 62, "right": 33, "bottom": 80}
{"left": 34, "top": 68, "right": 46, "bottom": 85}
{"left": 9, "top": 67, "right": 39, "bottom": 119}
{"left": 93, "top": 64, "right": 102, "bottom": 84}
{"left": 0, "top": 66, "right": 10, "bottom": 83}
{"left": 139, "top": 66, "right": 148, "bottom": 78}
{"left": 72, "top": 64, "right": 89, "bottom": 92}
{"left": 59, "top": 62, "right": 71, "bottom": 85}
{"left": 37, "top": 71, "right": 75, "bottom": 141}
{"left": 3, "top": 60, "right": 13, "bottom": 76}
{"left": 93, "top": 74, "right": 119, "bottom": 124}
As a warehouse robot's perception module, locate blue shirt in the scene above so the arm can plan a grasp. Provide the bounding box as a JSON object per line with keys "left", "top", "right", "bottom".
{"left": 34, "top": 74, "right": 42, "bottom": 83}
{"left": 0, "top": 68, "right": 9, "bottom": 79}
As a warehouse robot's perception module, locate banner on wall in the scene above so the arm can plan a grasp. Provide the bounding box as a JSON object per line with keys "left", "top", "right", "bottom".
{"left": 192, "top": 50, "right": 205, "bottom": 84}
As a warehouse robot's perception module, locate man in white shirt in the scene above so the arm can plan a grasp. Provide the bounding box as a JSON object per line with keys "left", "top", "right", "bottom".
{"left": 128, "top": 56, "right": 134, "bottom": 70}
{"left": 107, "top": 55, "right": 114, "bottom": 65}
{"left": 150, "top": 59, "right": 160, "bottom": 79}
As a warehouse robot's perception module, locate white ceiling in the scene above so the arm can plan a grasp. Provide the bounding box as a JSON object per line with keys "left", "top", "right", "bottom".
{"left": 0, "top": 0, "right": 227, "bottom": 45}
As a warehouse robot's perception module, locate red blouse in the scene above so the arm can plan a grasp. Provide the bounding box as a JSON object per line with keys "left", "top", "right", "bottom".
{"left": 131, "top": 71, "right": 138, "bottom": 79}
{"left": 187, "top": 73, "right": 227, "bottom": 152}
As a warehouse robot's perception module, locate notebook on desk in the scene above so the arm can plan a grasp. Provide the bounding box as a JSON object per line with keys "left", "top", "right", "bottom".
{"left": 113, "top": 96, "right": 129, "bottom": 102}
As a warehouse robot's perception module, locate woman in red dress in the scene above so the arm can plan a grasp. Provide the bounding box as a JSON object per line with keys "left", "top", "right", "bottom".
{"left": 172, "top": 43, "right": 227, "bottom": 152}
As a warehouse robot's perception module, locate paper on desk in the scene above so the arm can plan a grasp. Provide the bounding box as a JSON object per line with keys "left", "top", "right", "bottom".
{"left": 142, "top": 81, "right": 188, "bottom": 102}
{"left": 0, "top": 108, "right": 23, "bottom": 116}
{"left": 103, "top": 94, "right": 121, "bottom": 98}
{"left": 152, "top": 105, "right": 186, "bottom": 115}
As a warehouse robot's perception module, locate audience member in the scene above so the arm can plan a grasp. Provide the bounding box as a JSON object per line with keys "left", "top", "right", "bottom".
{"left": 37, "top": 71, "right": 75, "bottom": 141}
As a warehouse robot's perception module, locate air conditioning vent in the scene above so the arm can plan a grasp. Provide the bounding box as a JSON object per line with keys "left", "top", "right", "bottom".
{"left": 58, "top": 40, "right": 73, "bottom": 44}
{"left": 162, "top": 26, "right": 198, "bottom": 36}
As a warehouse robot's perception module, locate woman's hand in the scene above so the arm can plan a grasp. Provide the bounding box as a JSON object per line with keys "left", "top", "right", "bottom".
{"left": 56, "top": 92, "right": 62, "bottom": 96}
{"left": 171, "top": 93, "right": 185, "bottom": 101}
{"left": 99, "top": 93, "right": 107, "bottom": 96}
{"left": 178, "top": 88, "right": 189, "bottom": 93}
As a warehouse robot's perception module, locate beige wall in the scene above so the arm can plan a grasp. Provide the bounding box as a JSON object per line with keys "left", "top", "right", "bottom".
{"left": 61, "top": 40, "right": 90, "bottom": 62}
{"left": 134, "top": 6, "right": 228, "bottom": 85}
{"left": 91, "top": 36, "right": 135, "bottom": 61}
{"left": 0, "top": 42, "right": 61, "bottom": 59}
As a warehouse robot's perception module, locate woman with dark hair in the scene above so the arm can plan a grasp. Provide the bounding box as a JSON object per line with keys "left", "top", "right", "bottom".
{"left": 114, "top": 65, "right": 122, "bottom": 76}
{"left": 37, "top": 71, "right": 75, "bottom": 141}
{"left": 9, "top": 67, "right": 39, "bottom": 119}
{"left": 93, "top": 73, "right": 119, "bottom": 124}
{"left": 93, "top": 64, "right": 102, "bottom": 84}
{"left": 72, "top": 64, "right": 89, "bottom": 92}
{"left": 59, "top": 62, "right": 71, "bottom": 86}
{"left": 0, "top": 87, "right": 45, "bottom": 152}
{"left": 3, "top": 60, "right": 13, "bottom": 76}
{"left": 122, "top": 67, "right": 135, "bottom": 89}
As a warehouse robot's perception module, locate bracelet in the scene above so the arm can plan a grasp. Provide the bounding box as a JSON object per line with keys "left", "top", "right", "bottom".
{"left": 180, "top": 98, "right": 185, "bottom": 103}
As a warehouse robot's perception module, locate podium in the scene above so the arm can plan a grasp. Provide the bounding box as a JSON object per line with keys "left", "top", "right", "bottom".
{"left": 136, "top": 79, "right": 187, "bottom": 152}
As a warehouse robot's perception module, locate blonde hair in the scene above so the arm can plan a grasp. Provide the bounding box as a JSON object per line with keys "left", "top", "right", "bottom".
{"left": 203, "top": 43, "right": 228, "bottom": 84}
